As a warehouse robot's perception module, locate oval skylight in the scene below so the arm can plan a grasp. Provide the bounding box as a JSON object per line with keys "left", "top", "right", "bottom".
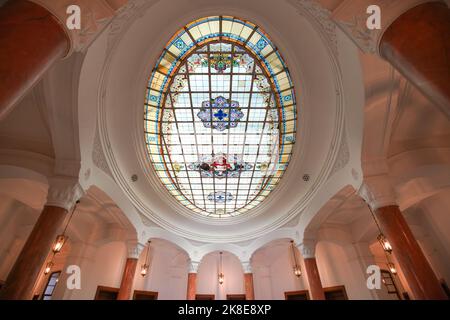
{"left": 144, "top": 16, "right": 297, "bottom": 218}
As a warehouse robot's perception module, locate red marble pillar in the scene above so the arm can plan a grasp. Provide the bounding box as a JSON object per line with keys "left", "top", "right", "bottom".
{"left": 117, "top": 258, "right": 138, "bottom": 300}
{"left": 0, "top": 0, "right": 69, "bottom": 120}
{"left": 0, "top": 206, "right": 69, "bottom": 300}
{"left": 186, "top": 273, "right": 197, "bottom": 300}
{"left": 380, "top": 2, "right": 450, "bottom": 116}
{"left": 304, "top": 258, "right": 325, "bottom": 300}
{"left": 244, "top": 273, "right": 255, "bottom": 300}
{"left": 375, "top": 205, "right": 447, "bottom": 300}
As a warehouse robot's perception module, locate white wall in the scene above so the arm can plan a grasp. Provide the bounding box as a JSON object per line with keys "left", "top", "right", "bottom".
{"left": 132, "top": 239, "right": 189, "bottom": 300}
{"left": 50, "top": 241, "right": 127, "bottom": 300}
{"left": 197, "top": 251, "right": 244, "bottom": 300}
{"left": 418, "top": 192, "right": 450, "bottom": 285}
{"left": 316, "top": 240, "right": 374, "bottom": 300}
{"left": 0, "top": 195, "right": 37, "bottom": 281}
{"left": 252, "top": 240, "right": 308, "bottom": 300}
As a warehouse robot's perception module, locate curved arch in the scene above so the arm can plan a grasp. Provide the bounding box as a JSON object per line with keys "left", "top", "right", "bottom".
{"left": 397, "top": 169, "right": 450, "bottom": 210}
{"left": 243, "top": 229, "right": 297, "bottom": 261}
{"left": 0, "top": 165, "right": 49, "bottom": 210}
{"left": 142, "top": 227, "right": 195, "bottom": 260}
{"left": 297, "top": 181, "right": 357, "bottom": 242}
{"left": 388, "top": 148, "right": 450, "bottom": 209}
{"left": 88, "top": 169, "right": 144, "bottom": 242}
{"left": 198, "top": 249, "right": 244, "bottom": 274}
{"left": 196, "top": 243, "right": 246, "bottom": 264}
{"left": 0, "top": 165, "right": 48, "bottom": 185}
{"left": 248, "top": 237, "right": 293, "bottom": 262}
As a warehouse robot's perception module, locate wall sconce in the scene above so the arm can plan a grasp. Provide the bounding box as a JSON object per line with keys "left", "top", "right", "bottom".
{"left": 377, "top": 233, "right": 393, "bottom": 254}
{"left": 141, "top": 240, "right": 151, "bottom": 277}
{"left": 290, "top": 240, "right": 302, "bottom": 278}
{"left": 218, "top": 252, "right": 224, "bottom": 285}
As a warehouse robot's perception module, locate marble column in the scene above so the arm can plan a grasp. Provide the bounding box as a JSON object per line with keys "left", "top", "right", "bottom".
{"left": 299, "top": 241, "right": 325, "bottom": 300}
{"left": 0, "top": 0, "right": 69, "bottom": 120}
{"left": 379, "top": 2, "right": 450, "bottom": 116}
{"left": 117, "top": 243, "right": 144, "bottom": 300}
{"left": 0, "top": 0, "right": 127, "bottom": 121}
{"left": 360, "top": 176, "right": 447, "bottom": 300}
{"left": 0, "top": 176, "right": 83, "bottom": 300}
{"left": 242, "top": 262, "right": 254, "bottom": 300}
{"left": 186, "top": 261, "right": 199, "bottom": 300}
{"left": 375, "top": 205, "right": 447, "bottom": 300}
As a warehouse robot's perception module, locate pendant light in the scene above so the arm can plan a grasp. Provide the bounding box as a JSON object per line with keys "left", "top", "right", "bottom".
{"left": 290, "top": 240, "right": 302, "bottom": 277}
{"left": 387, "top": 262, "right": 397, "bottom": 275}
{"left": 44, "top": 261, "right": 54, "bottom": 275}
{"left": 140, "top": 240, "right": 151, "bottom": 277}
{"left": 377, "top": 233, "right": 393, "bottom": 254}
{"left": 366, "top": 204, "right": 393, "bottom": 255}
{"left": 52, "top": 200, "right": 79, "bottom": 254}
{"left": 366, "top": 203, "right": 398, "bottom": 276}
{"left": 44, "top": 200, "right": 80, "bottom": 275}
{"left": 218, "top": 252, "right": 224, "bottom": 285}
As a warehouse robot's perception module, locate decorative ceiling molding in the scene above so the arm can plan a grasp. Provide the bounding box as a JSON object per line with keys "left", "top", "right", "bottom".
{"left": 286, "top": 0, "right": 338, "bottom": 58}
{"left": 328, "top": 128, "right": 350, "bottom": 179}
{"left": 92, "top": 125, "right": 113, "bottom": 178}
{"left": 106, "top": 0, "right": 160, "bottom": 54}
{"left": 139, "top": 212, "right": 159, "bottom": 228}
{"left": 280, "top": 214, "right": 301, "bottom": 228}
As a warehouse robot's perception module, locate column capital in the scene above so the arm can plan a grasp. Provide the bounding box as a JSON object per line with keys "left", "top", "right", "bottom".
{"left": 188, "top": 260, "right": 200, "bottom": 273}
{"left": 46, "top": 176, "right": 84, "bottom": 211}
{"left": 27, "top": 0, "right": 127, "bottom": 56}
{"left": 241, "top": 261, "right": 252, "bottom": 274}
{"left": 359, "top": 174, "right": 397, "bottom": 211}
{"left": 298, "top": 239, "right": 317, "bottom": 259}
{"left": 127, "top": 242, "right": 145, "bottom": 259}
{"left": 332, "top": 0, "right": 434, "bottom": 54}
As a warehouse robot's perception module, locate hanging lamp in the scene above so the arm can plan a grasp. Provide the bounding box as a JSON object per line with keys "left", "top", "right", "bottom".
{"left": 141, "top": 240, "right": 151, "bottom": 277}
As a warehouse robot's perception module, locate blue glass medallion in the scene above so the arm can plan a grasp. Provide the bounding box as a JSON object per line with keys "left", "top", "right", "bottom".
{"left": 197, "top": 96, "right": 244, "bottom": 131}
{"left": 208, "top": 191, "right": 234, "bottom": 203}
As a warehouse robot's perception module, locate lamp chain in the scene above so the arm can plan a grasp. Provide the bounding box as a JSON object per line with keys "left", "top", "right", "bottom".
{"left": 62, "top": 200, "right": 80, "bottom": 235}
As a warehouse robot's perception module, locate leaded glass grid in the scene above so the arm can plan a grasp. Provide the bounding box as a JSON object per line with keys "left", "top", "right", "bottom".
{"left": 144, "top": 16, "right": 297, "bottom": 218}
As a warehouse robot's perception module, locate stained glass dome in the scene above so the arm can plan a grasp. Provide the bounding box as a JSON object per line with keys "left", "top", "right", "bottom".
{"left": 144, "top": 16, "right": 297, "bottom": 218}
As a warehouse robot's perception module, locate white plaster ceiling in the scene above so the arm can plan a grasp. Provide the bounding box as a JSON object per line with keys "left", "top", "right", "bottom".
{"left": 0, "top": 89, "right": 54, "bottom": 158}
{"left": 75, "top": 0, "right": 364, "bottom": 243}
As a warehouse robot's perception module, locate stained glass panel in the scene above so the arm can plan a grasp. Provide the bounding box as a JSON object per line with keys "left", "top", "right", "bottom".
{"left": 145, "top": 16, "right": 297, "bottom": 218}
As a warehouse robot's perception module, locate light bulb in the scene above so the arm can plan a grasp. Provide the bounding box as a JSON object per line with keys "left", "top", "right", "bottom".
{"left": 44, "top": 261, "right": 54, "bottom": 275}
{"left": 140, "top": 264, "right": 149, "bottom": 277}
{"left": 388, "top": 263, "right": 397, "bottom": 275}
{"left": 52, "top": 235, "right": 67, "bottom": 253}
{"left": 294, "top": 266, "right": 302, "bottom": 277}
{"left": 218, "top": 273, "right": 224, "bottom": 285}
{"left": 378, "top": 234, "right": 393, "bottom": 254}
